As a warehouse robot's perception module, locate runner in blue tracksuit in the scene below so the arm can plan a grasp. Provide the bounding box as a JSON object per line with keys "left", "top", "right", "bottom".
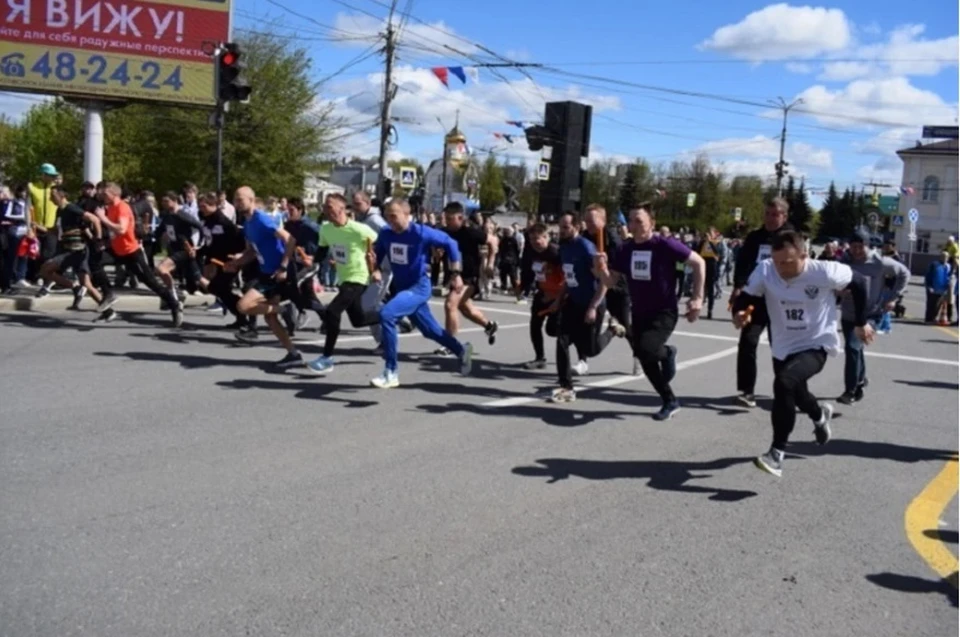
{"left": 370, "top": 198, "right": 474, "bottom": 388}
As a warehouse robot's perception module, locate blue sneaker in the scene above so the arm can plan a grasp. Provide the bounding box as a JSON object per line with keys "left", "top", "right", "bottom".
{"left": 307, "top": 355, "right": 335, "bottom": 374}
{"left": 661, "top": 345, "right": 678, "bottom": 384}
{"left": 652, "top": 400, "right": 681, "bottom": 421}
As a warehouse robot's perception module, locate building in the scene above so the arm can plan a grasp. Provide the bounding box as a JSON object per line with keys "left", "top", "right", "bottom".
{"left": 894, "top": 139, "right": 959, "bottom": 273}
{"left": 328, "top": 164, "right": 381, "bottom": 198}
{"left": 302, "top": 174, "right": 344, "bottom": 209}
{"left": 423, "top": 123, "right": 480, "bottom": 212}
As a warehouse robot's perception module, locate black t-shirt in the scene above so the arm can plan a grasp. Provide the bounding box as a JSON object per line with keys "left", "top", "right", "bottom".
{"left": 445, "top": 225, "right": 487, "bottom": 278}
{"left": 155, "top": 210, "right": 203, "bottom": 248}
{"left": 59, "top": 203, "right": 87, "bottom": 251}
{"left": 201, "top": 211, "right": 245, "bottom": 259}
{"left": 78, "top": 195, "right": 101, "bottom": 214}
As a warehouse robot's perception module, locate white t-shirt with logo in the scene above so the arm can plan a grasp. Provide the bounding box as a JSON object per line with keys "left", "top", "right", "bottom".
{"left": 743, "top": 259, "right": 852, "bottom": 361}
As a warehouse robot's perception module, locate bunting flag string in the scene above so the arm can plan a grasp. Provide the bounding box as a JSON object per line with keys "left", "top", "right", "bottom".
{"left": 492, "top": 133, "right": 515, "bottom": 144}
{"left": 506, "top": 120, "right": 524, "bottom": 129}
{"left": 430, "top": 66, "right": 480, "bottom": 88}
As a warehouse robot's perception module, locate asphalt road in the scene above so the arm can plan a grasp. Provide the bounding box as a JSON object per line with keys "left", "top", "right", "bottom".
{"left": 0, "top": 295, "right": 956, "bottom": 637}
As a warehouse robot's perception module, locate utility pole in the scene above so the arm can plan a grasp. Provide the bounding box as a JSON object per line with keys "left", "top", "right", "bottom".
{"left": 377, "top": 0, "right": 399, "bottom": 202}
{"left": 770, "top": 97, "right": 803, "bottom": 196}
{"left": 436, "top": 116, "right": 449, "bottom": 209}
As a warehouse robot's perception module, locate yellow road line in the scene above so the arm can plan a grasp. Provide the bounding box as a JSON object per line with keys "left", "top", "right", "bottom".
{"left": 935, "top": 325, "right": 959, "bottom": 338}
{"left": 905, "top": 457, "right": 959, "bottom": 583}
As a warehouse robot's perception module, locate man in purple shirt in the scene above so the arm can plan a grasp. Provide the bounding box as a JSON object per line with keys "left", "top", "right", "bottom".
{"left": 595, "top": 205, "right": 706, "bottom": 421}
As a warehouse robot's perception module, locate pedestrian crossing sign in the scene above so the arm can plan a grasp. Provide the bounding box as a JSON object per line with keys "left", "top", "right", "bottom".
{"left": 538, "top": 161, "right": 550, "bottom": 181}
{"left": 892, "top": 214, "right": 904, "bottom": 227}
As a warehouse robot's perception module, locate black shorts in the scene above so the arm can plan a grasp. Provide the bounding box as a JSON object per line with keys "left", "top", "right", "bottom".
{"left": 248, "top": 277, "right": 295, "bottom": 301}
{"left": 50, "top": 249, "right": 89, "bottom": 274}
{"left": 459, "top": 275, "right": 481, "bottom": 298}
{"left": 167, "top": 250, "right": 201, "bottom": 281}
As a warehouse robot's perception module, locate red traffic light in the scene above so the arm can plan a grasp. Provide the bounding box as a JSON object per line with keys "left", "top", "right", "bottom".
{"left": 221, "top": 51, "right": 237, "bottom": 66}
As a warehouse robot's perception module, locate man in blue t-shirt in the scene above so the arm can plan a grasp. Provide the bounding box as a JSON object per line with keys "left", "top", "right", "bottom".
{"left": 550, "top": 212, "right": 619, "bottom": 403}
{"left": 369, "top": 198, "right": 474, "bottom": 389}
{"left": 225, "top": 186, "right": 303, "bottom": 369}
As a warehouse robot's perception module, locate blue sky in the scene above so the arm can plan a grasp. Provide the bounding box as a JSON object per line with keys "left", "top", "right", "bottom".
{"left": 4, "top": 0, "right": 956, "bottom": 202}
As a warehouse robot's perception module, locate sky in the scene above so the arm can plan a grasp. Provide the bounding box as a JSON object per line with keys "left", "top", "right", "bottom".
{"left": 3, "top": 0, "right": 957, "bottom": 203}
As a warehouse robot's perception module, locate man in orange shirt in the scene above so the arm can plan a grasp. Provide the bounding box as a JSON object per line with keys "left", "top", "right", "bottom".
{"left": 93, "top": 182, "right": 183, "bottom": 326}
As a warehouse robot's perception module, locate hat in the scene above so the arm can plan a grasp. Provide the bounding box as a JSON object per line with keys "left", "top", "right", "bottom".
{"left": 81, "top": 181, "right": 95, "bottom": 189}
{"left": 40, "top": 163, "right": 59, "bottom": 176}
{"left": 849, "top": 229, "right": 870, "bottom": 245}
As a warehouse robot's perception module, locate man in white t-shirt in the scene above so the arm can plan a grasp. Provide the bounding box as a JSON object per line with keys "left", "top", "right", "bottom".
{"left": 733, "top": 230, "right": 873, "bottom": 478}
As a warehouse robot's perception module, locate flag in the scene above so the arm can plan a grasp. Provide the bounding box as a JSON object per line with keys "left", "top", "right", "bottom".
{"left": 448, "top": 66, "right": 466, "bottom": 84}
{"left": 431, "top": 67, "right": 449, "bottom": 87}
{"left": 900, "top": 186, "right": 915, "bottom": 195}
{"left": 506, "top": 120, "right": 524, "bottom": 128}
{"left": 503, "top": 134, "right": 514, "bottom": 144}
{"left": 493, "top": 133, "right": 503, "bottom": 139}
{"left": 465, "top": 67, "right": 480, "bottom": 84}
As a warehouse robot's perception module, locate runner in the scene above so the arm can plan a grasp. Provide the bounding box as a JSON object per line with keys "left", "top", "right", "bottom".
{"left": 437, "top": 202, "right": 498, "bottom": 355}
{"left": 595, "top": 206, "right": 706, "bottom": 420}
{"left": 282, "top": 196, "right": 323, "bottom": 333}
{"left": 93, "top": 183, "right": 183, "bottom": 326}
{"left": 517, "top": 222, "right": 565, "bottom": 369}
{"left": 732, "top": 230, "right": 872, "bottom": 478}
{"left": 154, "top": 191, "right": 207, "bottom": 307}
{"left": 306, "top": 193, "right": 378, "bottom": 374}
{"left": 197, "top": 191, "right": 248, "bottom": 328}
{"left": 837, "top": 230, "right": 909, "bottom": 404}
{"left": 369, "top": 198, "right": 473, "bottom": 389}
{"left": 549, "top": 212, "right": 620, "bottom": 403}
{"left": 226, "top": 186, "right": 303, "bottom": 368}
{"left": 731, "top": 197, "right": 793, "bottom": 407}
{"left": 34, "top": 186, "right": 103, "bottom": 309}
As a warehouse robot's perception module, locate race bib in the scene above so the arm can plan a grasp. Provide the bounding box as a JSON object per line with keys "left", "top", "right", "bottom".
{"left": 332, "top": 244, "right": 348, "bottom": 264}
{"left": 166, "top": 226, "right": 177, "bottom": 241}
{"left": 757, "top": 244, "right": 772, "bottom": 263}
{"left": 533, "top": 261, "right": 545, "bottom": 282}
{"left": 631, "top": 250, "right": 652, "bottom": 281}
{"left": 782, "top": 301, "right": 808, "bottom": 331}
{"left": 562, "top": 263, "right": 578, "bottom": 288}
{"left": 390, "top": 243, "right": 409, "bottom": 265}
{"left": 211, "top": 225, "right": 224, "bottom": 235}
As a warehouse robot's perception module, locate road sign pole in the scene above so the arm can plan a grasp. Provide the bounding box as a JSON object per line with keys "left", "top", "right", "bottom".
{"left": 83, "top": 102, "right": 104, "bottom": 184}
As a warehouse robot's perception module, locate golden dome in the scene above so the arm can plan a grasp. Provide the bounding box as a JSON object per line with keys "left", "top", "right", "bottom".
{"left": 445, "top": 125, "right": 466, "bottom": 144}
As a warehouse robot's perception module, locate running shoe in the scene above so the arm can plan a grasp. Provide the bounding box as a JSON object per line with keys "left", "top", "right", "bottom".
{"left": 307, "top": 355, "right": 335, "bottom": 374}
{"left": 549, "top": 387, "right": 576, "bottom": 403}
{"left": 813, "top": 402, "right": 834, "bottom": 446}
{"left": 754, "top": 447, "right": 784, "bottom": 478}
{"left": 485, "top": 321, "right": 499, "bottom": 345}
{"left": 460, "top": 342, "right": 474, "bottom": 376}
{"left": 275, "top": 351, "right": 305, "bottom": 369}
{"left": 370, "top": 369, "right": 400, "bottom": 389}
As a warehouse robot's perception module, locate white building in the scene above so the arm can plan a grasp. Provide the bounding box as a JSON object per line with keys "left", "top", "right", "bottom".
{"left": 303, "top": 174, "right": 345, "bottom": 209}
{"left": 894, "top": 139, "right": 959, "bottom": 273}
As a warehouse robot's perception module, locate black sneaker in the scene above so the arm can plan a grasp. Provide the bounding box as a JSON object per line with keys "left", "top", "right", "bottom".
{"left": 522, "top": 359, "right": 547, "bottom": 370}
{"left": 93, "top": 308, "right": 117, "bottom": 323}
{"left": 736, "top": 393, "right": 757, "bottom": 408}
{"left": 661, "top": 345, "right": 677, "bottom": 384}
{"left": 813, "top": 402, "right": 834, "bottom": 446}
{"left": 754, "top": 447, "right": 784, "bottom": 477}
{"left": 854, "top": 384, "right": 865, "bottom": 402}
{"left": 34, "top": 286, "right": 51, "bottom": 299}
{"left": 434, "top": 347, "right": 453, "bottom": 357}
{"left": 69, "top": 285, "right": 86, "bottom": 310}
{"left": 97, "top": 294, "right": 117, "bottom": 313}
{"left": 652, "top": 400, "right": 681, "bottom": 421}
{"left": 275, "top": 351, "right": 305, "bottom": 369}
{"left": 235, "top": 325, "right": 259, "bottom": 343}
{"left": 485, "top": 320, "right": 499, "bottom": 345}
{"left": 399, "top": 317, "right": 414, "bottom": 334}
{"left": 837, "top": 391, "right": 858, "bottom": 405}
{"left": 171, "top": 302, "right": 183, "bottom": 328}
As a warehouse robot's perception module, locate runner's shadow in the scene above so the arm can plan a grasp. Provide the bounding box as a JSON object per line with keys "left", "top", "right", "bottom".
{"left": 594, "top": 387, "right": 749, "bottom": 416}
{"left": 511, "top": 456, "right": 757, "bottom": 502}
{"left": 894, "top": 379, "right": 960, "bottom": 391}
{"left": 788, "top": 439, "right": 956, "bottom": 463}
{"left": 216, "top": 378, "right": 377, "bottom": 408}
{"left": 866, "top": 572, "right": 958, "bottom": 607}
{"left": 0, "top": 312, "right": 99, "bottom": 332}
{"left": 923, "top": 529, "right": 959, "bottom": 544}
{"left": 417, "top": 402, "right": 638, "bottom": 427}
{"left": 416, "top": 359, "right": 549, "bottom": 382}
{"left": 130, "top": 331, "right": 245, "bottom": 347}
{"left": 922, "top": 339, "right": 958, "bottom": 345}
{"left": 95, "top": 350, "right": 284, "bottom": 372}
{"left": 400, "top": 381, "right": 525, "bottom": 400}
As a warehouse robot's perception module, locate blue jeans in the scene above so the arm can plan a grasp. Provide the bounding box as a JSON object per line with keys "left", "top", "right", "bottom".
{"left": 841, "top": 319, "right": 875, "bottom": 393}
{"left": 380, "top": 277, "right": 462, "bottom": 372}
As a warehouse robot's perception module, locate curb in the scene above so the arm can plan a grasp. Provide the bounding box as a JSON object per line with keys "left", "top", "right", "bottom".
{"left": 0, "top": 292, "right": 218, "bottom": 313}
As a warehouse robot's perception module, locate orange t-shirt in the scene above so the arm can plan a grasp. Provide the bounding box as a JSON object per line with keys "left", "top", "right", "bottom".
{"left": 108, "top": 200, "right": 139, "bottom": 257}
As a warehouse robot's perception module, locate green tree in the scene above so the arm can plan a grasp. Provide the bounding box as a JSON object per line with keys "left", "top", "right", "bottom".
{"left": 6, "top": 100, "right": 84, "bottom": 187}
{"left": 618, "top": 163, "right": 641, "bottom": 212}
{"left": 478, "top": 154, "right": 505, "bottom": 210}
{"left": 789, "top": 178, "right": 813, "bottom": 232}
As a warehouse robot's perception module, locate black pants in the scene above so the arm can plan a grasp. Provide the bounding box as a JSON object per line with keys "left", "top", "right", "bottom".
{"left": 606, "top": 288, "right": 631, "bottom": 336}
{"left": 208, "top": 268, "right": 242, "bottom": 318}
{"left": 736, "top": 301, "right": 770, "bottom": 395}
{"left": 925, "top": 291, "right": 952, "bottom": 323}
{"left": 771, "top": 349, "right": 827, "bottom": 451}
{"left": 323, "top": 282, "right": 368, "bottom": 357}
{"left": 100, "top": 247, "right": 175, "bottom": 305}
{"left": 676, "top": 269, "right": 686, "bottom": 297}
{"left": 556, "top": 301, "right": 610, "bottom": 389}
{"left": 704, "top": 260, "right": 718, "bottom": 316}
{"left": 631, "top": 309, "right": 678, "bottom": 402}
{"left": 499, "top": 262, "right": 518, "bottom": 292}
{"left": 530, "top": 292, "right": 559, "bottom": 361}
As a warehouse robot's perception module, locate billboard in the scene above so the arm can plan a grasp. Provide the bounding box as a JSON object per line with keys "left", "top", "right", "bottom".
{"left": 0, "top": 0, "right": 230, "bottom": 106}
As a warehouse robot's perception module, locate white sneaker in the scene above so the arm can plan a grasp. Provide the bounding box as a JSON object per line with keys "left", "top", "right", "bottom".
{"left": 573, "top": 359, "right": 589, "bottom": 375}
{"left": 370, "top": 369, "right": 400, "bottom": 389}
{"left": 460, "top": 342, "right": 474, "bottom": 376}
{"left": 12, "top": 279, "right": 33, "bottom": 288}
{"left": 632, "top": 358, "right": 641, "bottom": 376}
{"left": 550, "top": 387, "right": 577, "bottom": 403}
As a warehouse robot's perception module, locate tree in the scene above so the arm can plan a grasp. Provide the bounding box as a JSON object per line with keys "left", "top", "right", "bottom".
{"left": 478, "top": 154, "right": 505, "bottom": 210}
{"left": 6, "top": 100, "right": 84, "bottom": 187}
{"left": 816, "top": 182, "right": 841, "bottom": 240}
{"left": 789, "top": 178, "right": 813, "bottom": 232}
{"left": 619, "top": 163, "right": 641, "bottom": 213}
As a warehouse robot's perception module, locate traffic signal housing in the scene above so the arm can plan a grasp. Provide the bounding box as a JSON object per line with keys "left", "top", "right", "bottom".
{"left": 217, "top": 43, "right": 252, "bottom": 103}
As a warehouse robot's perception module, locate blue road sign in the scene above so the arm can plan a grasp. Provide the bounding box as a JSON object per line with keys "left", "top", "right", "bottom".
{"left": 892, "top": 215, "right": 904, "bottom": 227}
{"left": 908, "top": 208, "right": 919, "bottom": 223}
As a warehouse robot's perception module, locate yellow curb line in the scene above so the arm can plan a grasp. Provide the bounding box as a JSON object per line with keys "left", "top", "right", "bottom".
{"left": 905, "top": 457, "right": 959, "bottom": 583}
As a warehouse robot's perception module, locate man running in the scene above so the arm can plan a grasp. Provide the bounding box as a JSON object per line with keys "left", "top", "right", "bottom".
{"left": 595, "top": 206, "right": 706, "bottom": 420}
{"left": 369, "top": 198, "right": 473, "bottom": 389}
{"left": 438, "top": 202, "right": 498, "bottom": 355}
{"left": 93, "top": 183, "right": 183, "bottom": 326}
{"left": 550, "top": 212, "right": 619, "bottom": 403}
{"left": 226, "top": 186, "right": 303, "bottom": 368}
{"left": 837, "top": 230, "right": 909, "bottom": 405}
{"left": 733, "top": 230, "right": 872, "bottom": 478}
{"left": 306, "top": 193, "right": 378, "bottom": 374}
{"left": 197, "top": 191, "right": 247, "bottom": 328}
{"left": 517, "top": 223, "right": 565, "bottom": 369}
{"left": 35, "top": 186, "right": 102, "bottom": 308}
{"left": 282, "top": 196, "right": 323, "bottom": 333}
{"left": 731, "top": 197, "right": 793, "bottom": 407}
{"left": 154, "top": 191, "right": 207, "bottom": 306}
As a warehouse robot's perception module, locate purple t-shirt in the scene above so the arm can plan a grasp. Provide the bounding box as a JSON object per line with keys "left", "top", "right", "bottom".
{"left": 611, "top": 235, "right": 691, "bottom": 318}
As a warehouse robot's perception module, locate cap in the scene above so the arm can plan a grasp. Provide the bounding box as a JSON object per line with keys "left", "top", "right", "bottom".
{"left": 849, "top": 229, "right": 870, "bottom": 245}
{"left": 80, "top": 181, "right": 95, "bottom": 189}
{"left": 40, "top": 163, "right": 58, "bottom": 176}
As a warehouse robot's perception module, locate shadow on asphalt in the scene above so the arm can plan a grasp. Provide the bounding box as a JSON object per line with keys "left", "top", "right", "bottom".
{"left": 0, "top": 311, "right": 99, "bottom": 332}
{"left": 923, "top": 529, "right": 959, "bottom": 544}
{"left": 894, "top": 379, "right": 960, "bottom": 391}
{"left": 416, "top": 358, "right": 550, "bottom": 382}
{"left": 215, "top": 378, "right": 378, "bottom": 409}
{"left": 510, "top": 456, "right": 757, "bottom": 502}
{"left": 417, "top": 401, "right": 644, "bottom": 427}
{"left": 922, "top": 339, "right": 959, "bottom": 345}
{"left": 788, "top": 439, "right": 957, "bottom": 463}
{"left": 92, "top": 350, "right": 343, "bottom": 373}
{"left": 594, "top": 386, "right": 751, "bottom": 417}
{"left": 866, "top": 572, "right": 958, "bottom": 607}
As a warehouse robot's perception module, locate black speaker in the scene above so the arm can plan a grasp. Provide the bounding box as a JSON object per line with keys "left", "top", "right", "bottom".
{"left": 536, "top": 101, "right": 592, "bottom": 221}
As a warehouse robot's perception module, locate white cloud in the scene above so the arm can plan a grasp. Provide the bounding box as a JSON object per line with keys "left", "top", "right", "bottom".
{"left": 794, "top": 77, "right": 958, "bottom": 128}
{"left": 785, "top": 62, "right": 814, "bottom": 74}
{"left": 818, "top": 24, "right": 958, "bottom": 81}
{"left": 853, "top": 127, "right": 920, "bottom": 155}
{"left": 699, "top": 4, "right": 851, "bottom": 61}
{"left": 688, "top": 134, "right": 834, "bottom": 179}
{"left": 333, "top": 12, "right": 480, "bottom": 58}
{"left": 856, "top": 155, "right": 903, "bottom": 186}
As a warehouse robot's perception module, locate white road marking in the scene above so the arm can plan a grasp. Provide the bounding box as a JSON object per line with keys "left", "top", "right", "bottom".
{"left": 864, "top": 351, "right": 959, "bottom": 367}
{"left": 298, "top": 322, "right": 527, "bottom": 346}
{"left": 480, "top": 346, "right": 739, "bottom": 408}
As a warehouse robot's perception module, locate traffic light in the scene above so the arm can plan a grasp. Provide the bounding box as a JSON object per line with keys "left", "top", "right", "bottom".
{"left": 217, "top": 43, "right": 251, "bottom": 103}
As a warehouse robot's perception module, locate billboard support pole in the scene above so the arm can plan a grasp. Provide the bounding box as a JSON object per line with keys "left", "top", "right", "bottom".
{"left": 83, "top": 103, "right": 104, "bottom": 184}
